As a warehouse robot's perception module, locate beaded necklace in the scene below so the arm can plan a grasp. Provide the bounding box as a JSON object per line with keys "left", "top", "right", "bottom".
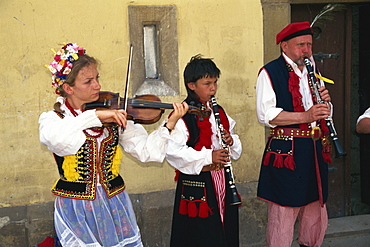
{"left": 65, "top": 99, "right": 104, "bottom": 138}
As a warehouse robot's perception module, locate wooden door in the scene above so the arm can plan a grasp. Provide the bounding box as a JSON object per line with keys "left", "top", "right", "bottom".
{"left": 291, "top": 4, "right": 351, "bottom": 217}
{"left": 357, "top": 4, "right": 370, "bottom": 206}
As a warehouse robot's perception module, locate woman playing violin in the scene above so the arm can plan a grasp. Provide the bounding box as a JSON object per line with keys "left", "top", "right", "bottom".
{"left": 38, "top": 43, "right": 188, "bottom": 246}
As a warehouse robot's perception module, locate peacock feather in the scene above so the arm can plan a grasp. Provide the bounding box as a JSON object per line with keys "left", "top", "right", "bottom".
{"left": 311, "top": 3, "right": 347, "bottom": 28}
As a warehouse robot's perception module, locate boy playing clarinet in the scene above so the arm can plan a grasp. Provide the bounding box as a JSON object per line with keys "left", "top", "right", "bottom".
{"left": 166, "top": 55, "right": 242, "bottom": 247}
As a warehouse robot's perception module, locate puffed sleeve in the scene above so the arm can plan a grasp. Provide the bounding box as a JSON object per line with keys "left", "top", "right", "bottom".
{"left": 256, "top": 68, "right": 283, "bottom": 128}
{"left": 38, "top": 109, "right": 102, "bottom": 156}
{"left": 226, "top": 114, "right": 242, "bottom": 160}
{"left": 166, "top": 118, "right": 213, "bottom": 175}
{"left": 119, "top": 120, "right": 183, "bottom": 163}
{"left": 357, "top": 107, "right": 370, "bottom": 124}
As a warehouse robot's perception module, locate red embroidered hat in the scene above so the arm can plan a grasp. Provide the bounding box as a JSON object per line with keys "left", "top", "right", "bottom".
{"left": 276, "top": 21, "right": 313, "bottom": 44}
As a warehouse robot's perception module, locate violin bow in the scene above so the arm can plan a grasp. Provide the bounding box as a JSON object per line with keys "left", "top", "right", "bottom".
{"left": 123, "top": 44, "right": 134, "bottom": 111}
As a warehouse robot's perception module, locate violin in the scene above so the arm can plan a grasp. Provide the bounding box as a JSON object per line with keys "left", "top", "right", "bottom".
{"left": 82, "top": 45, "right": 209, "bottom": 125}
{"left": 82, "top": 91, "right": 211, "bottom": 125}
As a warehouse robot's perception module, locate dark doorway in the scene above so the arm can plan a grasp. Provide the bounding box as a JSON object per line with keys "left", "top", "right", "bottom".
{"left": 356, "top": 3, "right": 370, "bottom": 211}
{"left": 292, "top": 3, "right": 370, "bottom": 218}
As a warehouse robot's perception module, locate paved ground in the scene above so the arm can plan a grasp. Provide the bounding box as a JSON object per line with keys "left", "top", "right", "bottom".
{"left": 247, "top": 214, "right": 370, "bottom": 247}
{"left": 320, "top": 214, "right": 370, "bottom": 247}
{"left": 321, "top": 234, "right": 370, "bottom": 247}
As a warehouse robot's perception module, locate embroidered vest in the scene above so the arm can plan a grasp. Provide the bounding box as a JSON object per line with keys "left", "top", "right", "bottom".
{"left": 51, "top": 113, "right": 125, "bottom": 200}
{"left": 183, "top": 96, "right": 230, "bottom": 148}
{"left": 176, "top": 97, "right": 230, "bottom": 218}
{"left": 263, "top": 55, "right": 299, "bottom": 128}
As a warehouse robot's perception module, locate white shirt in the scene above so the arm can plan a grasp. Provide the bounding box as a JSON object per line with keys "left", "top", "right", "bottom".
{"left": 165, "top": 101, "right": 242, "bottom": 175}
{"left": 39, "top": 96, "right": 180, "bottom": 163}
{"left": 256, "top": 53, "right": 326, "bottom": 128}
{"left": 357, "top": 107, "right": 370, "bottom": 124}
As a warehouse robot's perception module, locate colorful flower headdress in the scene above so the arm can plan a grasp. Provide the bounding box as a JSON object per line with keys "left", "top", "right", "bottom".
{"left": 47, "top": 43, "right": 86, "bottom": 94}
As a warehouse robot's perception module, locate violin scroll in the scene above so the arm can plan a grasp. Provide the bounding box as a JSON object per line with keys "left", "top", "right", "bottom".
{"left": 188, "top": 106, "right": 211, "bottom": 118}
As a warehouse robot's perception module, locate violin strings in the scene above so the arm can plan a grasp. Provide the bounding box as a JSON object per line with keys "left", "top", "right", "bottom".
{"left": 131, "top": 99, "right": 173, "bottom": 109}
{"left": 130, "top": 99, "right": 201, "bottom": 112}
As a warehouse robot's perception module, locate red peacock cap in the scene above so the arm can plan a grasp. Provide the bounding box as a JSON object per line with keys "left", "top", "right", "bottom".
{"left": 276, "top": 21, "right": 313, "bottom": 44}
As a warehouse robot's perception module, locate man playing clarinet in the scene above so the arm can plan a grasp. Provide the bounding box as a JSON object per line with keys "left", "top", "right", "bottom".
{"left": 255, "top": 21, "right": 332, "bottom": 247}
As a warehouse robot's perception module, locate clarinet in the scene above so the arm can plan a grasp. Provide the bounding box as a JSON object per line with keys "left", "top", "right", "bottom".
{"left": 210, "top": 95, "right": 242, "bottom": 206}
{"left": 303, "top": 57, "right": 347, "bottom": 157}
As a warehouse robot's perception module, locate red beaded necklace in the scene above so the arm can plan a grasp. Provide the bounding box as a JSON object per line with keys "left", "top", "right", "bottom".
{"left": 65, "top": 99, "right": 104, "bottom": 138}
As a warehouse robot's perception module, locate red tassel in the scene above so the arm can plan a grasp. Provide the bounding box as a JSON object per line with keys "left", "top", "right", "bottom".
{"left": 179, "top": 198, "right": 188, "bottom": 215}
{"left": 284, "top": 155, "right": 295, "bottom": 170}
{"left": 37, "top": 237, "right": 55, "bottom": 247}
{"left": 174, "top": 170, "right": 180, "bottom": 182}
{"left": 321, "top": 140, "right": 332, "bottom": 164}
{"left": 188, "top": 200, "right": 198, "bottom": 217}
{"left": 198, "top": 200, "right": 212, "bottom": 218}
{"left": 273, "top": 153, "right": 283, "bottom": 168}
{"left": 322, "top": 151, "right": 332, "bottom": 164}
{"left": 263, "top": 152, "right": 271, "bottom": 166}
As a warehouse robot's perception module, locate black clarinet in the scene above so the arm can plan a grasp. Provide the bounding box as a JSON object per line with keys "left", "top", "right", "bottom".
{"left": 303, "top": 57, "right": 347, "bottom": 157}
{"left": 210, "top": 96, "right": 242, "bottom": 205}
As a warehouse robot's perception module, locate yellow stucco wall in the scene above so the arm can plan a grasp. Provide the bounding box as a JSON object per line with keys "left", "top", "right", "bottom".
{"left": 0, "top": 0, "right": 265, "bottom": 207}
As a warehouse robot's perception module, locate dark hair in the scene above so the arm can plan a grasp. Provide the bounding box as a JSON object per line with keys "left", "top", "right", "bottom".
{"left": 183, "top": 54, "right": 220, "bottom": 98}
{"left": 58, "top": 54, "right": 99, "bottom": 97}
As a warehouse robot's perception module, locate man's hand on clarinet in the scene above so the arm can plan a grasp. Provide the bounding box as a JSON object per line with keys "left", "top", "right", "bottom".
{"left": 307, "top": 103, "right": 331, "bottom": 122}
{"left": 319, "top": 86, "right": 331, "bottom": 102}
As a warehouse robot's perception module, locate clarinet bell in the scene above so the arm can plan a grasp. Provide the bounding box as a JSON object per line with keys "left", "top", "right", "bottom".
{"left": 230, "top": 191, "right": 242, "bottom": 206}
{"left": 333, "top": 139, "right": 347, "bottom": 158}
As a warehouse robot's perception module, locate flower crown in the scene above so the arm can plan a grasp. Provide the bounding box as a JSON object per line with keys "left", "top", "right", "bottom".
{"left": 47, "top": 43, "right": 86, "bottom": 94}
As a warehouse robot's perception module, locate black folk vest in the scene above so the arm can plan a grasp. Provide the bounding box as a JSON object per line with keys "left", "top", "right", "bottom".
{"left": 51, "top": 112, "right": 125, "bottom": 200}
